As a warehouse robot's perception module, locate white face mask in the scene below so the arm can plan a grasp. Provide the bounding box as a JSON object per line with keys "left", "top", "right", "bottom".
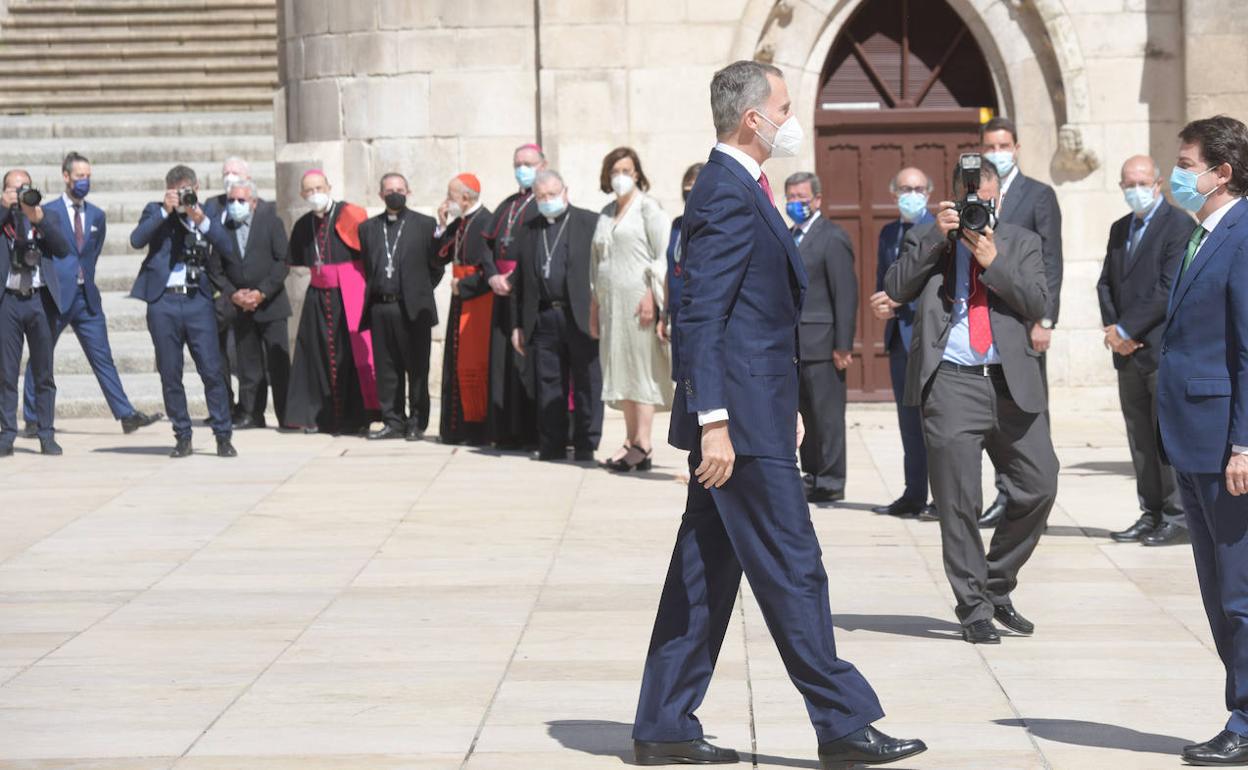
{"left": 611, "top": 174, "right": 636, "bottom": 198}
{"left": 757, "top": 112, "right": 803, "bottom": 158}
{"left": 305, "top": 192, "right": 331, "bottom": 213}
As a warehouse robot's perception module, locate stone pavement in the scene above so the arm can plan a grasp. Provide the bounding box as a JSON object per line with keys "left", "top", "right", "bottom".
{"left": 0, "top": 406, "right": 1226, "bottom": 769}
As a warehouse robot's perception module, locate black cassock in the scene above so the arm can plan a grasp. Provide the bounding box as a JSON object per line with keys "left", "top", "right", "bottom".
{"left": 436, "top": 206, "right": 494, "bottom": 444}
{"left": 482, "top": 190, "right": 539, "bottom": 449}
{"left": 285, "top": 203, "right": 373, "bottom": 434}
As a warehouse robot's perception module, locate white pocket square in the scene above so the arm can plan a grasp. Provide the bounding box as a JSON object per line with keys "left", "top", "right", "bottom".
{"left": 90, "top": 226, "right": 99, "bottom": 233}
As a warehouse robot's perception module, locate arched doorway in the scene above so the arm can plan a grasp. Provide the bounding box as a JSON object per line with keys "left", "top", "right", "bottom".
{"left": 815, "top": 0, "right": 999, "bottom": 400}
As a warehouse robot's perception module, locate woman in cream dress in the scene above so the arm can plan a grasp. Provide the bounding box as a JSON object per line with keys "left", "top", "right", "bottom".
{"left": 591, "top": 147, "right": 674, "bottom": 471}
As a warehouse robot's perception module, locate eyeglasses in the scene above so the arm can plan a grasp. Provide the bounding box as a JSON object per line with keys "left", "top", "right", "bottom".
{"left": 895, "top": 186, "right": 928, "bottom": 195}
{"left": 227, "top": 198, "right": 249, "bottom": 204}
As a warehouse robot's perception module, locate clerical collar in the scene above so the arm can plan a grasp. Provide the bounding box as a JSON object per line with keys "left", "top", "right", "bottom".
{"left": 466, "top": 201, "right": 483, "bottom": 217}
{"left": 386, "top": 210, "right": 402, "bottom": 222}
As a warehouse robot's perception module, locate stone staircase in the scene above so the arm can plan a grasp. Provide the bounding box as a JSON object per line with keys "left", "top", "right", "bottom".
{"left": 0, "top": 0, "right": 277, "bottom": 114}
{"left": 0, "top": 0, "right": 280, "bottom": 420}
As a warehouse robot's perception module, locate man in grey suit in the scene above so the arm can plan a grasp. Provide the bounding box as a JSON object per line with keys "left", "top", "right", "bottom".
{"left": 785, "top": 171, "right": 857, "bottom": 503}
{"left": 885, "top": 155, "right": 1058, "bottom": 645}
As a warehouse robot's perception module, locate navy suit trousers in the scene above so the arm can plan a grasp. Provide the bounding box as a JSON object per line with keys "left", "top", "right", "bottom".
{"left": 23, "top": 285, "right": 134, "bottom": 423}
{"left": 633, "top": 449, "right": 884, "bottom": 744}
{"left": 146, "top": 291, "right": 232, "bottom": 439}
{"left": 1178, "top": 470, "right": 1248, "bottom": 736}
{"left": 888, "top": 337, "right": 928, "bottom": 505}
{"left": 0, "top": 290, "right": 57, "bottom": 443}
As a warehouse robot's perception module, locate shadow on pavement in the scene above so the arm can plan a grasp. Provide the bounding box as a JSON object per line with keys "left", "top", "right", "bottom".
{"left": 833, "top": 614, "right": 964, "bottom": 641}
{"left": 994, "top": 718, "right": 1191, "bottom": 755}
{"left": 1066, "top": 461, "right": 1136, "bottom": 477}
{"left": 546, "top": 719, "right": 829, "bottom": 768}
{"left": 91, "top": 445, "right": 174, "bottom": 455}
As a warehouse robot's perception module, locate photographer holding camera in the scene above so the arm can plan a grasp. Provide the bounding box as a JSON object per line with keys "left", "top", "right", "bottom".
{"left": 884, "top": 154, "right": 1058, "bottom": 646}
{"left": 0, "top": 169, "right": 72, "bottom": 456}
{"left": 129, "top": 165, "right": 237, "bottom": 458}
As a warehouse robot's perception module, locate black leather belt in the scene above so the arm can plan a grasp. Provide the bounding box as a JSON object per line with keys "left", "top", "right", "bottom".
{"left": 374, "top": 293, "right": 401, "bottom": 303}
{"left": 166, "top": 285, "right": 199, "bottom": 296}
{"left": 540, "top": 300, "right": 567, "bottom": 310}
{"left": 940, "top": 360, "right": 1004, "bottom": 378}
{"left": 5, "top": 287, "right": 36, "bottom": 299}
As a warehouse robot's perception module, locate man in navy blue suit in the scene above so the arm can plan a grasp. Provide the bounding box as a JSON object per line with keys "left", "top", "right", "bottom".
{"left": 20, "top": 152, "right": 161, "bottom": 439}
{"left": 130, "top": 165, "right": 237, "bottom": 459}
{"left": 631, "top": 60, "right": 925, "bottom": 769}
{"left": 870, "top": 166, "right": 936, "bottom": 519}
{"left": 1157, "top": 116, "right": 1248, "bottom": 767}
{"left": 0, "top": 170, "right": 72, "bottom": 456}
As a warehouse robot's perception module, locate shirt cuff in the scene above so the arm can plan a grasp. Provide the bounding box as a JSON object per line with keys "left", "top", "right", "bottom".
{"left": 159, "top": 208, "right": 169, "bottom": 219}
{"left": 196, "top": 217, "right": 210, "bottom": 234}
{"left": 434, "top": 224, "right": 447, "bottom": 238}
{"left": 698, "top": 408, "right": 729, "bottom": 426}
{"left": 1233, "top": 445, "right": 1248, "bottom": 456}
{"left": 1116, "top": 324, "right": 1132, "bottom": 341}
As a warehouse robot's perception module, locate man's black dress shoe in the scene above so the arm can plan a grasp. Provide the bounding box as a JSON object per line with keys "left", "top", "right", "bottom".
{"left": 405, "top": 426, "right": 424, "bottom": 442}
{"left": 216, "top": 437, "right": 238, "bottom": 458}
{"left": 21, "top": 421, "right": 38, "bottom": 439}
{"left": 39, "top": 437, "right": 62, "bottom": 456}
{"left": 993, "top": 603, "right": 1035, "bottom": 635}
{"left": 121, "top": 410, "right": 162, "bottom": 434}
{"left": 1142, "top": 521, "right": 1189, "bottom": 547}
{"left": 1110, "top": 512, "right": 1161, "bottom": 542}
{"left": 818, "top": 725, "right": 927, "bottom": 768}
{"left": 918, "top": 504, "right": 940, "bottom": 522}
{"left": 634, "top": 738, "right": 739, "bottom": 765}
{"left": 808, "top": 488, "right": 845, "bottom": 504}
{"left": 538, "top": 449, "right": 566, "bottom": 462}
{"left": 573, "top": 448, "right": 596, "bottom": 462}
{"left": 368, "top": 425, "right": 403, "bottom": 440}
{"left": 871, "top": 497, "right": 922, "bottom": 517}
{"left": 1182, "top": 730, "right": 1248, "bottom": 765}
{"left": 170, "top": 437, "right": 193, "bottom": 458}
{"left": 978, "top": 499, "right": 1007, "bottom": 528}
{"left": 0, "top": 442, "right": 14, "bottom": 457}
{"left": 962, "top": 619, "right": 1001, "bottom": 644}
{"left": 232, "top": 415, "right": 265, "bottom": 430}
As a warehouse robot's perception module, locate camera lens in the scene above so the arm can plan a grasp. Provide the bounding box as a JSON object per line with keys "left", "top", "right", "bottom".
{"left": 961, "top": 202, "right": 990, "bottom": 232}
{"left": 18, "top": 186, "right": 41, "bottom": 207}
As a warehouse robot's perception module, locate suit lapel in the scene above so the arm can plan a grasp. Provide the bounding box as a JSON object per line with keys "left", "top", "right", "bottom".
{"left": 50, "top": 198, "right": 77, "bottom": 257}
{"left": 1170, "top": 199, "right": 1247, "bottom": 317}
{"left": 709, "top": 150, "right": 808, "bottom": 291}
{"left": 1000, "top": 175, "right": 1032, "bottom": 224}
{"left": 1122, "top": 203, "right": 1168, "bottom": 281}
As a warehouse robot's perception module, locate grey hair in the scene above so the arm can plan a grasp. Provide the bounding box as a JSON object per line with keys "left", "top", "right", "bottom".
{"left": 222, "top": 156, "right": 251, "bottom": 176}
{"left": 227, "top": 178, "right": 258, "bottom": 198}
{"left": 534, "top": 169, "right": 565, "bottom": 191}
{"left": 888, "top": 168, "right": 934, "bottom": 195}
{"left": 711, "top": 60, "right": 784, "bottom": 138}
{"left": 784, "top": 171, "right": 821, "bottom": 197}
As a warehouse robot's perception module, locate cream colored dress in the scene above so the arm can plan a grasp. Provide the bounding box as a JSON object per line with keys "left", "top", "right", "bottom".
{"left": 591, "top": 193, "right": 674, "bottom": 410}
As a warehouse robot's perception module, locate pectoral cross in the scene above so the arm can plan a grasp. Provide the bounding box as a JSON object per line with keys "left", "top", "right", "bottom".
{"left": 385, "top": 263, "right": 395, "bottom": 280}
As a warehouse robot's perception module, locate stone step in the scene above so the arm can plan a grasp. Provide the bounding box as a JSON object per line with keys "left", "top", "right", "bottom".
{"left": 4, "top": 10, "right": 273, "bottom": 28}
{"left": 99, "top": 291, "right": 152, "bottom": 332}
{"left": 0, "top": 26, "right": 276, "bottom": 46}
{"left": 23, "top": 330, "right": 164, "bottom": 376}
{"left": 3, "top": 57, "right": 276, "bottom": 79}
{"left": 11, "top": 0, "right": 274, "bottom": 12}
{"left": 0, "top": 134, "right": 275, "bottom": 165}
{"left": 0, "top": 40, "right": 277, "bottom": 62}
{"left": 0, "top": 91, "right": 273, "bottom": 114}
{"left": 0, "top": 111, "right": 272, "bottom": 139}
{"left": 3, "top": 73, "right": 278, "bottom": 94}
{"left": 19, "top": 162, "right": 276, "bottom": 195}
{"left": 20, "top": 371, "right": 204, "bottom": 419}
{"left": 23, "top": 190, "right": 279, "bottom": 233}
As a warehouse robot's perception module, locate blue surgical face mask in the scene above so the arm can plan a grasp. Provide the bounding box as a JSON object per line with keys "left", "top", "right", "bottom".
{"left": 898, "top": 191, "right": 928, "bottom": 222}
{"left": 515, "top": 165, "right": 537, "bottom": 190}
{"left": 984, "top": 150, "right": 1016, "bottom": 178}
{"left": 1122, "top": 184, "right": 1156, "bottom": 215}
{"left": 227, "top": 200, "right": 252, "bottom": 223}
{"left": 538, "top": 196, "right": 567, "bottom": 219}
{"left": 786, "top": 200, "right": 811, "bottom": 224}
{"left": 70, "top": 178, "right": 90, "bottom": 199}
{"left": 1170, "top": 166, "right": 1219, "bottom": 212}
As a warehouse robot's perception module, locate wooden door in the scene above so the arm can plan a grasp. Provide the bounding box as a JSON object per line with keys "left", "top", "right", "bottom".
{"left": 813, "top": 0, "right": 998, "bottom": 401}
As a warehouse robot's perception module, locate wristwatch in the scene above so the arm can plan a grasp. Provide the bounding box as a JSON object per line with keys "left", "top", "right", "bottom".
{"left": 1039, "top": 318, "right": 1054, "bottom": 330}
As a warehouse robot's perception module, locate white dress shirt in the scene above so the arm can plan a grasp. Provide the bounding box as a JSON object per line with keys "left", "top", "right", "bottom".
{"left": 998, "top": 165, "right": 1020, "bottom": 215}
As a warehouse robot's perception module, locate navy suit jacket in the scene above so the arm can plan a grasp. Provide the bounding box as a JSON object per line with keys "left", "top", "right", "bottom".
{"left": 128, "top": 202, "right": 235, "bottom": 304}
{"left": 1157, "top": 198, "right": 1248, "bottom": 474}
{"left": 42, "top": 195, "right": 106, "bottom": 314}
{"left": 0, "top": 206, "right": 73, "bottom": 314}
{"left": 876, "top": 209, "right": 934, "bottom": 352}
{"left": 669, "top": 148, "right": 808, "bottom": 459}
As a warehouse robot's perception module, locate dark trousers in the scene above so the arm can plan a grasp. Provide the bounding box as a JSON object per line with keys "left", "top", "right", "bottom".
{"left": 922, "top": 366, "right": 1058, "bottom": 625}
{"left": 889, "top": 338, "right": 928, "bottom": 505}
{"left": 0, "top": 290, "right": 56, "bottom": 443}
{"left": 989, "top": 352, "right": 1048, "bottom": 510}
{"left": 634, "top": 449, "right": 884, "bottom": 744}
{"left": 798, "top": 359, "right": 847, "bottom": 494}
{"left": 234, "top": 312, "right": 290, "bottom": 425}
{"left": 532, "top": 304, "right": 601, "bottom": 455}
{"left": 23, "top": 285, "right": 134, "bottom": 424}
{"left": 1179, "top": 471, "right": 1248, "bottom": 736}
{"left": 1118, "top": 360, "right": 1183, "bottom": 519}
{"left": 146, "top": 291, "right": 232, "bottom": 439}
{"left": 215, "top": 296, "right": 237, "bottom": 414}
{"left": 370, "top": 301, "right": 432, "bottom": 432}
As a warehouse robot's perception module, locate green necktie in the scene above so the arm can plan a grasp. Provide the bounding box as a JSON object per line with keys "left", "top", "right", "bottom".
{"left": 1182, "top": 224, "right": 1208, "bottom": 275}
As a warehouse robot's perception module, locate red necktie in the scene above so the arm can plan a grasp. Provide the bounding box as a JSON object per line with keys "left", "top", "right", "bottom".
{"left": 758, "top": 171, "right": 774, "bottom": 204}
{"left": 968, "top": 262, "right": 993, "bottom": 354}
{"left": 73, "top": 203, "right": 85, "bottom": 251}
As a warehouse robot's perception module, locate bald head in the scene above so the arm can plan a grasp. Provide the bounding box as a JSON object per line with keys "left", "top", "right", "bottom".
{"left": 890, "top": 167, "right": 931, "bottom": 197}
{"left": 1120, "top": 155, "right": 1160, "bottom": 186}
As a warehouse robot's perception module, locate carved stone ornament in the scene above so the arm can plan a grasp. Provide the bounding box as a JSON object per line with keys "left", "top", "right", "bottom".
{"left": 1054, "top": 123, "right": 1100, "bottom": 175}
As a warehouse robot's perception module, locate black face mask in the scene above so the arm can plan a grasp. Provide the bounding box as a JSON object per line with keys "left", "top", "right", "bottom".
{"left": 682, "top": 189, "right": 692, "bottom": 202}
{"left": 384, "top": 192, "right": 406, "bottom": 211}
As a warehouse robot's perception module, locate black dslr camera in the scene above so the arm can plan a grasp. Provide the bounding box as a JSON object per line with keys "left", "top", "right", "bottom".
{"left": 178, "top": 187, "right": 198, "bottom": 208}
{"left": 951, "top": 154, "right": 996, "bottom": 241}
{"left": 16, "top": 184, "right": 41, "bottom": 208}
{"left": 8, "top": 203, "right": 42, "bottom": 275}
{"left": 181, "top": 230, "right": 208, "bottom": 282}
